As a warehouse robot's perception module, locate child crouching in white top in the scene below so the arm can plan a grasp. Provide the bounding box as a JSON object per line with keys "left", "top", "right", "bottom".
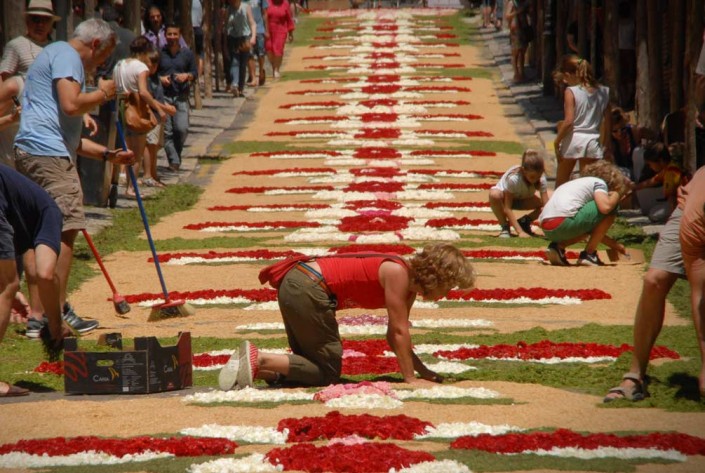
{"left": 539, "top": 160, "right": 628, "bottom": 266}
{"left": 489, "top": 149, "right": 550, "bottom": 238}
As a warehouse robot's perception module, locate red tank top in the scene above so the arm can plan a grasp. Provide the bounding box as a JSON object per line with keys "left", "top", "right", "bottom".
{"left": 317, "top": 255, "right": 408, "bottom": 309}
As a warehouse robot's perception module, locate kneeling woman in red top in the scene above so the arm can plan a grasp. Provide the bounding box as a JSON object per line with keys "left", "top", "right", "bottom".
{"left": 220, "top": 243, "right": 476, "bottom": 389}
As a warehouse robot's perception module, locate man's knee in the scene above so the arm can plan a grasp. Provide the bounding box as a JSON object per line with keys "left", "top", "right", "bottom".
{"left": 643, "top": 268, "right": 677, "bottom": 295}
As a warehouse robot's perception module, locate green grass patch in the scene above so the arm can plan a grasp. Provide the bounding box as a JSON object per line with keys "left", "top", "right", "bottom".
{"left": 292, "top": 15, "right": 332, "bottom": 46}
{"left": 45, "top": 455, "right": 244, "bottom": 473}
{"left": 436, "top": 449, "right": 676, "bottom": 472}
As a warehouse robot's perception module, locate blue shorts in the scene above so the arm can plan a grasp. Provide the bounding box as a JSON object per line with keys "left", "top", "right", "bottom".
{"left": 251, "top": 33, "right": 266, "bottom": 58}
{"left": 0, "top": 212, "right": 14, "bottom": 259}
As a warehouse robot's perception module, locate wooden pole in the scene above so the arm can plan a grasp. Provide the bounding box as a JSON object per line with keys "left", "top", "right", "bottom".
{"left": 122, "top": 0, "right": 142, "bottom": 36}
{"left": 203, "top": 0, "right": 214, "bottom": 98}
{"left": 214, "top": 2, "right": 224, "bottom": 92}
{"left": 670, "top": 0, "right": 686, "bottom": 113}
{"left": 635, "top": 0, "right": 650, "bottom": 127}
{"left": 602, "top": 0, "right": 619, "bottom": 103}
{"left": 685, "top": 0, "right": 704, "bottom": 171}
{"left": 645, "top": 0, "right": 662, "bottom": 129}
{"left": 541, "top": 0, "right": 556, "bottom": 95}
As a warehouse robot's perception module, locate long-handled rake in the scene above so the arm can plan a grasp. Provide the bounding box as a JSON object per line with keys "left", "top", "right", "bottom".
{"left": 81, "top": 229, "right": 131, "bottom": 315}
{"left": 113, "top": 103, "right": 195, "bottom": 320}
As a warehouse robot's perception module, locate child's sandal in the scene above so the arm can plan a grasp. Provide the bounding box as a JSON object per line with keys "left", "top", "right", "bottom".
{"left": 603, "top": 372, "right": 646, "bottom": 403}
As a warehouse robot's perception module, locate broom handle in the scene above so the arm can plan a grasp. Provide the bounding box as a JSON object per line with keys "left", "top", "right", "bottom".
{"left": 81, "top": 228, "right": 119, "bottom": 294}
{"left": 113, "top": 102, "right": 172, "bottom": 300}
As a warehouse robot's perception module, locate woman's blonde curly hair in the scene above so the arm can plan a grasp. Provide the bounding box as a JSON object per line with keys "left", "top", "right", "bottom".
{"left": 581, "top": 160, "right": 628, "bottom": 195}
{"left": 408, "top": 243, "right": 476, "bottom": 294}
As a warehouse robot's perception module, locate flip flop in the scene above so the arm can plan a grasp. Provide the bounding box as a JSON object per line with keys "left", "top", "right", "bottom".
{"left": 0, "top": 382, "right": 29, "bottom": 397}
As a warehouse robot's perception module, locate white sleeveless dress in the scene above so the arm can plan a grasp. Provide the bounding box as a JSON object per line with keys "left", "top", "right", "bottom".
{"left": 559, "top": 85, "right": 609, "bottom": 159}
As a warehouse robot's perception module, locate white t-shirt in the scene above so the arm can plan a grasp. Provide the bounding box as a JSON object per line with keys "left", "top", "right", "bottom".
{"left": 539, "top": 177, "right": 608, "bottom": 221}
{"left": 492, "top": 165, "right": 548, "bottom": 199}
{"left": 113, "top": 58, "right": 149, "bottom": 94}
{"left": 570, "top": 85, "right": 610, "bottom": 134}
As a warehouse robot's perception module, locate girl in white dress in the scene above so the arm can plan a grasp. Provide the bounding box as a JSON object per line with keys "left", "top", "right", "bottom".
{"left": 553, "top": 55, "right": 612, "bottom": 188}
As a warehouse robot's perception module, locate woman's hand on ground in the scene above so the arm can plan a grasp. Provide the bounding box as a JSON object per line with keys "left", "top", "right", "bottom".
{"left": 518, "top": 231, "right": 531, "bottom": 238}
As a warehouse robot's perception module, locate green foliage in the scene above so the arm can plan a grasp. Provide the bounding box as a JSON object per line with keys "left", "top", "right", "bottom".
{"left": 436, "top": 449, "right": 675, "bottom": 472}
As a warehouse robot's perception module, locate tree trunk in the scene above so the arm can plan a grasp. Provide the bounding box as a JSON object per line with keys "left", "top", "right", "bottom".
{"left": 541, "top": 0, "right": 557, "bottom": 95}
{"left": 670, "top": 0, "right": 686, "bottom": 113}
{"left": 214, "top": 4, "right": 224, "bottom": 92}
{"left": 602, "top": 0, "right": 619, "bottom": 104}
{"left": 685, "top": 0, "right": 704, "bottom": 171}
{"left": 203, "top": 0, "right": 214, "bottom": 99}
{"left": 645, "top": 0, "right": 662, "bottom": 129}
{"left": 1, "top": 0, "right": 26, "bottom": 50}
{"left": 635, "top": 0, "right": 650, "bottom": 127}
{"left": 577, "top": 0, "right": 587, "bottom": 58}
{"left": 122, "top": 0, "right": 142, "bottom": 36}
{"left": 180, "top": 0, "right": 202, "bottom": 110}
{"left": 166, "top": 0, "right": 175, "bottom": 23}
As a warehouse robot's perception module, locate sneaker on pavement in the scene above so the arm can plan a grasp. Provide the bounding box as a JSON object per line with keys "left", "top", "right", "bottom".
{"left": 62, "top": 303, "right": 99, "bottom": 334}
{"left": 218, "top": 352, "right": 240, "bottom": 391}
{"left": 577, "top": 250, "right": 604, "bottom": 267}
{"left": 237, "top": 340, "right": 259, "bottom": 389}
{"left": 26, "top": 316, "right": 48, "bottom": 339}
{"left": 546, "top": 242, "right": 570, "bottom": 266}
{"left": 498, "top": 225, "right": 511, "bottom": 238}
{"left": 517, "top": 215, "right": 535, "bottom": 236}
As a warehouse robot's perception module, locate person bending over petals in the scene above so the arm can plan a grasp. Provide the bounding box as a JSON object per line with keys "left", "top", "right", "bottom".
{"left": 539, "top": 160, "right": 628, "bottom": 267}
{"left": 0, "top": 165, "right": 71, "bottom": 397}
{"left": 219, "top": 243, "right": 476, "bottom": 389}
{"left": 489, "top": 149, "right": 550, "bottom": 238}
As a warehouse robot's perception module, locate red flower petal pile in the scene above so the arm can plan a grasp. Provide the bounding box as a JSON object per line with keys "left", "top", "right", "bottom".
{"left": 0, "top": 436, "right": 237, "bottom": 457}
{"left": 266, "top": 443, "right": 434, "bottom": 473}
{"left": 226, "top": 185, "right": 334, "bottom": 194}
{"left": 208, "top": 203, "right": 328, "bottom": 211}
{"left": 451, "top": 429, "right": 705, "bottom": 455}
{"left": 232, "top": 167, "right": 336, "bottom": 176}
{"left": 184, "top": 221, "right": 320, "bottom": 231}
{"left": 338, "top": 215, "right": 412, "bottom": 232}
{"left": 278, "top": 411, "right": 432, "bottom": 442}
{"left": 435, "top": 340, "right": 679, "bottom": 361}
{"left": 149, "top": 249, "right": 305, "bottom": 263}
{"left": 331, "top": 243, "right": 414, "bottom": 254}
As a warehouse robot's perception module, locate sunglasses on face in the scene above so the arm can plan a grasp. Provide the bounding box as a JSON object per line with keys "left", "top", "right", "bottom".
{"left": 29, "top": 15, "right": 52, "bottom": 24}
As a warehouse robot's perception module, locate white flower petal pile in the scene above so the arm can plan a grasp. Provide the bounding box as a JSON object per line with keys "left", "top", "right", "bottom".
{"left": 0, "top": 451, "right": 173, "bottom": 468}
{"left": 393, "top": 459, "right": 472, "bottom": 473}
{"left": 183, "top": 387, "right": 313, "bottom": 404}
{"left": 524, "top": 447, "right": 686, "bottom": 461}
{"left": 180, "top": 425, "right": 287, "bottom": 444}
{"left": 324, "top": 393, "right": 404, "bottom": 409}
{"left": 415, "top": 422, "right": 523, "bottom": 439}
{"left": 394, "top": 385, "right": 500, "bottom": 400}
{"left": 188, "top": 454, "right": 282, "bottom": 473}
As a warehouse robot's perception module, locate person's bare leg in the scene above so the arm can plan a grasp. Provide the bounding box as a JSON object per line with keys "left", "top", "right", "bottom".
{"left": 57, "top": 230, "right": 79, "bottom": 309}
{"left": 686, "top": 257, "right": 705, "bottom": 395}
{"left": 0, "top": 260, "right": 19, "bottom": 342}
{"left": 517, "top": 47, "right": 526, "bottom": 80}
{"left": 604, "top": 269, "right": 678, "bottom": 401}
{"left": 488, "top": 189, "right": 507, "bottom": 226}
{"left": 257, "top": 352, "right": 291, "bottom": 379}
{"left": 125, "top": 134, "right": 146, "bottom": 195}
{"left": 22, "top": 250, "right": 44, "bottom": 322}
{"left": 33, "top": 244, "right": 64, "bottom": 340}
{"left": 555, "top": 158, "right": 577, "bottom": 188}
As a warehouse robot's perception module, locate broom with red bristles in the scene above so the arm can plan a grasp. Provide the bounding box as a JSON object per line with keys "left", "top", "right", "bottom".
{"left": 81, "top": 229, "right": 131, "bottom": 315}
{"left": 113, "top": 101, "right": 195, "bottom": 320}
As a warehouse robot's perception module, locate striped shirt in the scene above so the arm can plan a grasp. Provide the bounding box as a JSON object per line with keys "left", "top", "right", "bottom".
{"left": 0, "top": 35, "right": 50, "bottom": 79}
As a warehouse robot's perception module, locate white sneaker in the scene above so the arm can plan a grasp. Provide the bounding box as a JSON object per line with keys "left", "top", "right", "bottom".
{"left": 237, "top": 340, "right": 259, "bottom": 389}
{"left": 218, "top": 353, "right": 240, "bottom": 391}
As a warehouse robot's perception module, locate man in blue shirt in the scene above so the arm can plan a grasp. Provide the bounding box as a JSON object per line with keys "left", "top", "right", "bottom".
{"left": 159, "top": 23, "right": 198, "bottom": 171}
{"left": 14, "top": 18, "right": 135, "bottom": 338}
